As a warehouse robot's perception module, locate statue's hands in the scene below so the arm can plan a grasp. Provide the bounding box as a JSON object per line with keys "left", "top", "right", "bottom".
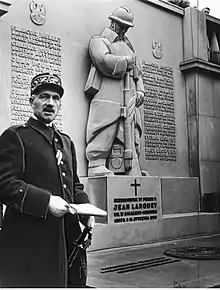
{"left": 135, "top": 91, "right": 144, "bottom": 107}
{"left": 126, "top": 56, "right": 136, "bottom": 71}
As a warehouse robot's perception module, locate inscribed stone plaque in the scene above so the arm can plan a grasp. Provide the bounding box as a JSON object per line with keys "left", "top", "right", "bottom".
{"left": 107, "top": 176, "right": 161, "bottom": 224}
{"left": 11, "top": 25, "right": 62, "bottom": 129}
{"left": 142, "top": 61, "right": 176, "bottom": 161}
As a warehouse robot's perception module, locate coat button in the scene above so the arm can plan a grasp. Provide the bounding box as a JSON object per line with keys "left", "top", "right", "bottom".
{"left": 63, "top": 184, "right": 67, "bottom": 189}
{"left": 62, "top": 172, "right": 66, "bottom": 177}
{"left": 55, "top": 138, "right": 58, "bottom": 142}
{"left": 19, "top": 189, "right": 23, "bottom": 193}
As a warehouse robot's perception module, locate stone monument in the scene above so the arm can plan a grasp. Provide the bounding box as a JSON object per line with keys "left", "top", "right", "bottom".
{"left": 81, "top": 4, "right": 201, "bottom": 250}
{"left": 85, "top": 6, "right": 146, "bottom": 177}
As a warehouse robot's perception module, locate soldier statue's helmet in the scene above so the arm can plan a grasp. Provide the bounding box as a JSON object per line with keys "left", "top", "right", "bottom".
{"left": 108, "top": 6, "right": 134, "bottom": 28}
{"left": 30, "top": 72, "right": 64, "bottom": 97}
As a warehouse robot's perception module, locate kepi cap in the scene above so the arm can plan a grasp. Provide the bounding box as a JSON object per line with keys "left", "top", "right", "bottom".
{"left": 31, "top": 72, "right": 64, "bottom": 97}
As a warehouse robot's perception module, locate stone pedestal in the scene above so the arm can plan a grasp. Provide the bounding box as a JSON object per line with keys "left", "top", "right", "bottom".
{"left": 82, "top": 176, "right": 161, "bottom": 224}
{"left": 79, "top": 176, "right": 220, "bottom": 250}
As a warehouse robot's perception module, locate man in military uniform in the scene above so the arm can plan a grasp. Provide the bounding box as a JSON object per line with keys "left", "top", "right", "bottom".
{"left": 0, "top": 73, "right": 93, "bottom": 287}
{"left": 85, "top": 6, "right": 145, "bottom": 177}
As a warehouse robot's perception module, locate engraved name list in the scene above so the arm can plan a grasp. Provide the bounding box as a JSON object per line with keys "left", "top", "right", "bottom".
{"left": 11, "top": 25, "right": 62, "bottom": 128}
{"left": 142, "top": 62, "right": 176, "bottom": 161}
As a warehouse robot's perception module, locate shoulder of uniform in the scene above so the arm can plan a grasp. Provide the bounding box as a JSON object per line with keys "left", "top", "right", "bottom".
{"left": 90, "top": 35, "right": 106, "bottom": 42}
{"left": 91, "top": 35, "right": 103, "bottom": 39}
{"left": 0, "top": 124, "right": 28, "bottom": 138}
{"left": 9, "top": 124, "right": 28, "bottom": 131}
{"left": 57, "top": 130, "right": 71, "bottom": 140}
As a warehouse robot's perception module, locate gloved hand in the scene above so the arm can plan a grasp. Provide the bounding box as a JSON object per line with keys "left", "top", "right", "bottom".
{"left": 87, "top": 215, "right": 95, "bottom": 229}
{"left": 125, "top": 56, "right": 136, "bottom": 71}
{"left": 79, "top": 214, "right": 95, "bottom": 229}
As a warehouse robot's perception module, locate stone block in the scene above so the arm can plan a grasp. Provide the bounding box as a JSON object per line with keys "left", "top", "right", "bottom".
{"left": 201, "top": 193, "right": 220, "bottom": 213}
{"left": 199, "top": 116, "right": 220, "bottom": 161}
{"left": 81, "top": 177, "right": 108, "bottom": 223}
{"left": 89, "top": 212, "right": 220, "bottom": 250}
{"left": 161, "top": 214, "right": 199, "bottom": 240}
{"left": 213, "top": 79, "right": 220, "bottom": 118}
{"left": 80, "top": 175, "right": 164, "bottom": 249}
{"left": 200, "top": 161, "right": 219, "bottom": 194}
{"left": 187, "top": 115, "right": 200, "bottom": 177}
{"left": 197, "top": 212, "right": 220, "bottom": 233}
{"left": 183, "top": 7, "right": 209, "bottom": 61}
{"left": 199, "top": 74, "right": 214, "bottom": 117}
{"left": 185, "top": 73, "right": 197, "bottom": 116}
{"left": 162, "top": 212, "right": 220, "bottom": 240}
{"left": 81, "top": 176, "right": 162, "bottom": 224}
{"left": 183, "top": 7, "right": 194, "bottom": 60}
{"left": 81, "top": 176, "right": 217, "bottom": 250}
{"left": 89, "top": 221, "right": 162, "bottom": 250}
{"left": 161, "top": 177, "right": 199, "bottom": 215}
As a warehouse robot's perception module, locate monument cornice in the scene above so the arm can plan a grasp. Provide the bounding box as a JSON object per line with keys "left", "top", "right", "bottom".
{"left": 179, "top": 58, "right": 220, "bottom": 75}
{"left": 206, "top": 14, "right": 220, "bottom": 26}
{"left": 0, "top": 0, "right": 11, "bottom": 17}
{"left": 139, "top": 0, "right": 184, "bottom": 16}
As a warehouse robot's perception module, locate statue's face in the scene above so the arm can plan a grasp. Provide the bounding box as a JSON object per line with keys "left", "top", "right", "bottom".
{"left": 112, "top": 21, "right": 129, "bottom": 39}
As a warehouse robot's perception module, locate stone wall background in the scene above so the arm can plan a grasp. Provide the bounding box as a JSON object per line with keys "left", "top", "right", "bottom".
{"left": 0, "top": 0, "right": 189, "bottom": 177}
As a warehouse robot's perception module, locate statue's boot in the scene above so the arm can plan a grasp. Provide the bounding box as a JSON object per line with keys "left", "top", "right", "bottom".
{"left": 88, "top": 166, "right": 114, "bottom": 177}
{"left": 141, "top": 170, "right": 150, "bottom": 176}
{"left": 88, "top": 160, "right": 114, "bottom": 177}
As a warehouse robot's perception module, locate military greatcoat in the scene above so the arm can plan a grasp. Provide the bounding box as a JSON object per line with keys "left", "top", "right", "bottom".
{"left": 0, "top": 117, "right": 90, "bottom": 287}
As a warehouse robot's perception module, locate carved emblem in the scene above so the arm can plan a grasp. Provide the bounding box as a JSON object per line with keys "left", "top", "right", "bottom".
{"left": 29, "top": 0, "right": 46, "bottom": 26}
{"left": 152, "top": 40, "right": 163, "bottom": 59}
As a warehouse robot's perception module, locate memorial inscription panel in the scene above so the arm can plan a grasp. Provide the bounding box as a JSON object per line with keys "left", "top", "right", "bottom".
{"left": 11, "top": 25, "right": 62, "bottom": 128}
{"left": 113, "top": 196, "right": 158, "bottom": 223}
{"left": 107, "top": 177, "right": 161, "bottom": 224}
{"left": 142, "top": 61, "right": 176, "bottom": 161}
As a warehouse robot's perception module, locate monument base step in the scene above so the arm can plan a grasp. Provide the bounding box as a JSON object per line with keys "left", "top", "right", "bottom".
{"left": 89, "top": 212, "right": 220, "bottom": 250}
{"left": 81, "top": 176, "right": 220, "bottom": 250}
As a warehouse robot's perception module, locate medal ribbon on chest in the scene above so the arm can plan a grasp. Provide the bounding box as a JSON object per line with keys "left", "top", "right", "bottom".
{"left": 56, "top": 149, "right": 62, "bottom": 165}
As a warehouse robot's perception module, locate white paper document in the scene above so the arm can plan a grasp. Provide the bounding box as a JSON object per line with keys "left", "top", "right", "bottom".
{"left": 68, "top": 203, "right": 107, "bottom": 217}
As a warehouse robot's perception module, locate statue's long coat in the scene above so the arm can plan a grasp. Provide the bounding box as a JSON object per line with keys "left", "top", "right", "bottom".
{"left": 0, "top": 117, "right": 90, "bottom": 287}
{"left": 85, "top": 27, "right": 145, "bottom": 160}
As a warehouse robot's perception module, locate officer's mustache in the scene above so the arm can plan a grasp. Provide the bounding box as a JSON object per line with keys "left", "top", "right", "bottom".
{"left": 43, "top": 106, "right": 55, "bottom": 113}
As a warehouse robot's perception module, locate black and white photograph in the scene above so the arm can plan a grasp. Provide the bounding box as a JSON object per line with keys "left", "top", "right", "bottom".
{"left": 0, "top": 0, "right": 220, "bottom": 287}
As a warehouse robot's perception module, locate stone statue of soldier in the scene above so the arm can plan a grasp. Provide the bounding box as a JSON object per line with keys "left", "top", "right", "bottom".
{"left": 85, "top": 6, "right": 147, "bottom": 177}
